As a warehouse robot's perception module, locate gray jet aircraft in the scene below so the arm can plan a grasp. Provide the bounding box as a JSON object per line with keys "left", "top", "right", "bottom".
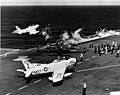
{"left": 12, "top": 24, "right": 39, "bottom": 35}
{"left": 16, "top": 57, "right": 76, "bottom": 85}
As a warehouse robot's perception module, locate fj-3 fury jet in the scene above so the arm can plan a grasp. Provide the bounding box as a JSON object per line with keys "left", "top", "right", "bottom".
{"left": 16, "top": 57, "right": 76, "bottom": 85}
{"left": 12, "top": 24, "right": 39, "bottom": 35}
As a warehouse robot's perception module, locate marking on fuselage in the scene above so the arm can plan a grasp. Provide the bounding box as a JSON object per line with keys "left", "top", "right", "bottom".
{"left": 18, "top": 85, "right": 27, "bottom": 90}
{"left": 33, "top": 79, "right": 41, "bottom": 83}
{"left": 32, "top": 70, "right": 41, "bottom": 75}
{"left": 77, "top": 64, "right": 120, "bottom": 73}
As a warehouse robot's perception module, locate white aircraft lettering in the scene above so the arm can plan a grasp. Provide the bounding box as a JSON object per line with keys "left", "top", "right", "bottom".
{"left": 32, "top": 70, "right": 41, "bottom": 75}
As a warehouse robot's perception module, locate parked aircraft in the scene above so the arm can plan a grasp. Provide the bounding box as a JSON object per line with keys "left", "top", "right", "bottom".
{"left": 36, "top": 40, "right": 85, "bottom": 55}
{"left": 16, "top": 57, "right": 77, "bottom": 85}
{"left": 64, "top": 28, "right": 119, "bottom": 45}
{"left": 12, "top": 24, "right": 39, "bottom": 35}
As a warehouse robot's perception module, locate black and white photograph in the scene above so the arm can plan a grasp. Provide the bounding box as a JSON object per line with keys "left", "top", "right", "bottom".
{"left": 1, "top": 0, "right": 120, "bottom": 95}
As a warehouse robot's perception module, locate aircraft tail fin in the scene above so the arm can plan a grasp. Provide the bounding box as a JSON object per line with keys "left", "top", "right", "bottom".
{"left": 15, "top": 26, "right": 21, "bottom": 31}
{"left": 21, "top": 59, "right": 34, "bottom": 70}
{"left": 64, "top": 73, "right": 72, "bottom": 77}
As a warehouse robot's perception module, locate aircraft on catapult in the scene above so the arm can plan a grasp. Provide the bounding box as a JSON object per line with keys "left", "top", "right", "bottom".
{"left": 15, "top": 57, "right": 77, "bottom": 86}
{"left": 12, "top": 24, "right": 39, "bottom": 35}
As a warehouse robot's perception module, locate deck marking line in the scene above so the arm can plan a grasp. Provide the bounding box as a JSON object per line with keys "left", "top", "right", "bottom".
{"left": 33, "top": 79, "right": 41, "bottom": 83}
{"left": 85, "top": 58, "right": 89, "bottom": 61}
{"left": 77, "top": 62, "right": 82, "bottom": 64}
{"left": 92, "top": 56, "right": 96, "bottom": 58}
{"left": 0, "top": 49, "right": 19, "bottom": 57}
{"left": 27, "top": 49, "right": 32, "bottom": 51}
{"left": 6, "top": 93, "right": 10, "bottom": 95}
{"left": 18, "top": 85, "right": 27, "bottom": 90}
{"left": 0, "top": 53, "right": 9, "bottom": 57}
{"left": 27, "top": 48, "right": 35, "bottom": 51}
{"left": 77, "top": 64, "right": 120, "bottom": 73}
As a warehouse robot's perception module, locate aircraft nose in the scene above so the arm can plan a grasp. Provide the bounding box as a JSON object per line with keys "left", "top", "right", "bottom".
{"left": 74, "top": 59, "right": 78, "bottom": 66}
{"left": 69, "top": 58, "right": 77, "bottom": 64}
{"left": 73, "top": 58, "right": 77, "bottom": 63}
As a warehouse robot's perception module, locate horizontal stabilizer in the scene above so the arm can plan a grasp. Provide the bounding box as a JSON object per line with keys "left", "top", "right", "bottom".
{"left": 17, "top": 69, "right": 25, "bottom": 73}
{"left": 17, "top": 69, "right": 31, "bottom": 77}
{"left": 64, "top": 73, "right": 72, "bottom": 77}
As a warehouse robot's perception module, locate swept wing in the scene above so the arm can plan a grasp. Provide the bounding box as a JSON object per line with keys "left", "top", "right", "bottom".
{"left": 52, "top": 67, "right": 66, "bottom": 83}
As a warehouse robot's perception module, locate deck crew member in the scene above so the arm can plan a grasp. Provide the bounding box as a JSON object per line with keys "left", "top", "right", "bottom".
{"left": 91, "top": 43, "right": 94, "bottom": 48}
{"left": 114, "top": 42, "right": 118, "bottom": 52}
{"left": 94, "top": 46, "right": 97, "bottom": 54}
{"left": 97, "top": 45, "right": 101, "bottom": 56}
{"left": 80, "top": 53, "right": 83, "bottom": 61}
{"left": 81, "top": 83, "right": 87, "bottom": 95}
{"left": 89, "top": 42, "right": 92, "bottom": 48}
{"left": 116, "top": 49, "right": 120, "bottom": 57}
{"left": 112, "top": 41, "right": 115, "bottom": 46}
{"left": 111, "top": 46, "right": 114, "bottom": 54}
{"left": 105, "top": 46, "right": 108, "bottom": 54}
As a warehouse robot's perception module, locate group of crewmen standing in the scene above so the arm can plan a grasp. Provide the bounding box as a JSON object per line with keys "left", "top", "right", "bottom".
{"left": 93, "top": 41, "right": 120, "bottom": 57}
{"left": 80, "top": 41, "right": 120, "bottom": 62}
